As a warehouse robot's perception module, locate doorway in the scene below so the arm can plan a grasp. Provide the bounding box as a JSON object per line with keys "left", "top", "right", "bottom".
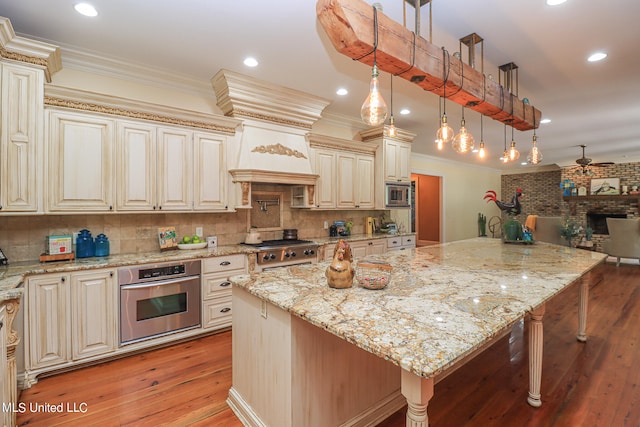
{"left": 411, "top": 173, "right": 442, "bottom": 246}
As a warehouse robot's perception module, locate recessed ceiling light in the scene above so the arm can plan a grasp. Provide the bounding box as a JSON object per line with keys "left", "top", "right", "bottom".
{"left": 587, "top": 52, "right": 607, "bottom": 62}
{"left": 400, "top": 108, "right": 410, "bottom": 115}
{"left": 546, "top": 0, "right": 567, "bottom": 5}
{"left": 540, "top": 118, "right": 551, "bottom": 124}
{"left": 243, "top": 57, "right": 258, "bottom": 67}
{"left": 74, "top": 3, "right": 98, "bottom": 17}
{"left": 336, "top": 88, "right": 348, "bottom": 96}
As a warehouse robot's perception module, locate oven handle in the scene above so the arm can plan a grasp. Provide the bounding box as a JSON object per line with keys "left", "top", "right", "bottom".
{"left": 120, "top": 275, "right": 198, "bottom": 290}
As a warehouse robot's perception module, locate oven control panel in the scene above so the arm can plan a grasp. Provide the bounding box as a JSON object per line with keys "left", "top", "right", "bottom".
{"left": 139, "top": 264, "right": 185, "bottom": 280}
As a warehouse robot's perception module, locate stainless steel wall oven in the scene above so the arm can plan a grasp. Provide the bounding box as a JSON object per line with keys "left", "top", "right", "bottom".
{"left": 118, "top": 260, "right": 201, "bottom": 345}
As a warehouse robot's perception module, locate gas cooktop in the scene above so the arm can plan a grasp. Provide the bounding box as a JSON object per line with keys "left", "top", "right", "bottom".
{"left": 242, "top": 239, "right": 314, "bottom": 248}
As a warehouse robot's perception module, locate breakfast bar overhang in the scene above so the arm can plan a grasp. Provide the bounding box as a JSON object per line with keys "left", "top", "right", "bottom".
{"left": 228, "top": 238, "right": 607, "bottom": 426}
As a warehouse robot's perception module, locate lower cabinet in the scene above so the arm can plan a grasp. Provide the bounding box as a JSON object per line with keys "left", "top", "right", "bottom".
{"left": 386, "top": 235, "right": 416, "bottom": 251}
{"left": 322, "top": 238, "right": 387, "bottom": 261}
{"left": 202, "top": 254, "right": 247, "bottom": 330}
{"left": 26, "top": 268, "right": 116, "bottom": 371}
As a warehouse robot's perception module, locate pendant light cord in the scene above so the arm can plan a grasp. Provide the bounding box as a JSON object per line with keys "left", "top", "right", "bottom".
{"left": 353, "top": 6, "right": 380, "bottom": 62}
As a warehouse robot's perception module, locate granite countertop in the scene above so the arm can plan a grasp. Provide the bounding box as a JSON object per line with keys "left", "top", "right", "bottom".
{"left": 0, "top": 232, "right": 412, "bottom": 302}
{"left": 0, "top": 244, "right": 258, "bottom": 302}
{"left": 230, "top": 238, "right": 607, "bottom": 379}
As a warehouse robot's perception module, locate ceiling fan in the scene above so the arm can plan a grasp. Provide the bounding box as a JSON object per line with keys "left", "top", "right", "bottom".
{"left": 574, "top": 144, "right": 614, "bottom": 175}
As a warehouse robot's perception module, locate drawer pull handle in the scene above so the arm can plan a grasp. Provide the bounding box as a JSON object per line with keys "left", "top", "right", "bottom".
{"left": 220, "top": 261, "right": 231, "bottom": 266}
{"left": 220, "top": 281, "right": 231, "bottom": 287}
{"left": 220, "top": 307, "right": 231, "bottom": 313}
{"left": 392, "top": 240, "right": 398, "bottom": 244}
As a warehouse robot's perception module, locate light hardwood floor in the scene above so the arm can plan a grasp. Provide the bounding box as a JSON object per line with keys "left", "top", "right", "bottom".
{"left": 16, "top": 262, "right": 640, "bottom": 426}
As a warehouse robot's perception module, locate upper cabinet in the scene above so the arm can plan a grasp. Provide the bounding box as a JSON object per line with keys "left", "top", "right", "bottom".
{"left": 0, "top": 63, "right": 44, "bottom": 213}
{"left": 47, "top": 109, "right": 115, "bottom": 212}
{"left": 308, "top": 134, "right": 376, "bottom": 210}
{"left": 359, "top": 126, "right": 415, "bottom": 209}
{"left": 43, "top": 86, "right": 241, "bottom": 214}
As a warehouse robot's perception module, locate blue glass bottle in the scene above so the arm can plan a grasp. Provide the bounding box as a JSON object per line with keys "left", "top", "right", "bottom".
{"left": 76, "top": 229, "right": 95, "bottom": 258}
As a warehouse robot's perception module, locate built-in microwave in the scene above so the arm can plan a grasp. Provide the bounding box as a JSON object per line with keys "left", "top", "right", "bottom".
{"left": 385, "top": 182, "right": 411, "bottom": 208}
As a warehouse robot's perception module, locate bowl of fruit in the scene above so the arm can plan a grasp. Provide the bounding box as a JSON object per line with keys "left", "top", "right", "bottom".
{"left": 177, "top": 235, "right": 207, "bottom": 250}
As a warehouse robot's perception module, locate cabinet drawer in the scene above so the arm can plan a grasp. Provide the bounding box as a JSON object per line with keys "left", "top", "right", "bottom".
{"left": 202, "top": 254, "right": 246, "bottom": 274}
{"left": 203, "top": 296, "right": 232, "bottom": 329}
{"left": 402, "top": 236, "right": 415, "bottom": 247}
{"left": 202, "top": 275, "right": 235, "bottom": 299}
{"left": 387, "top": 237, "right": 403, "bottom": 249}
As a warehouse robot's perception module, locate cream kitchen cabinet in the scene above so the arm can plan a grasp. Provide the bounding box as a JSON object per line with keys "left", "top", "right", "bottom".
{"left": 26, "top": 273, "right": 70, "bottom": 370}
{"left": 336, "top": 152, "right": 375, "bottom": 210}
{"left": 0, "top": 303, "right": 7, "bottom": 427}
{"left": 46, "top": 109, "right": 115, "bottom": 212}
{"left": 116, "top": 121, "right": 228, "bottom": 212}
{"left": 310, "top": 147, "right": 336, "bottom": 209}
{"left": 25, "top": 268, "right": 115, "bottom": 375}
{"left": 202, "top": 254, "right": 247, "bottom": 330}
{"left": 386, "top": 235, "right": 416, "bottom": 251}
{"left": 383, "top": 139, "right": 411, "bottom": 183}
{"left": 0, "top": 63, "right": 44, "bottom": 213}
{"left": 349, "top": 238, "right": 386, "bottom": 259}
{"left": 70, "top": 269, "right": 116, "bottom": 360}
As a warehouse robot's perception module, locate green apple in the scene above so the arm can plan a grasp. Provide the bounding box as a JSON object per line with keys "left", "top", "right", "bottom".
{"left": 192, "top": 235, "right": 201, "bottom": 243}
{"left": 182, "top": 235, "right": 192, "bottom": 244}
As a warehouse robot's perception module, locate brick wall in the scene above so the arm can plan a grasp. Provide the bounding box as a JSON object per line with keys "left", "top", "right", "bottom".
{"left": 501, "top": 162, "right": 640, "bottom": 251}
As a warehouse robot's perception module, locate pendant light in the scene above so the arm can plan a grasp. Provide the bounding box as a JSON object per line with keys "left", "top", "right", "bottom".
{"left": 435, "top": 97, "right": 444, "bottom": 150}
{"left": 508, "top": 125, "right": 520, "bottom": 161}
{"left": 436, "top": 49, "right": 454, "bottom": 145}
{"left": 526, "top": 114, "right": 543, "bottom": 165}
{"left": 360, "top": 6, "right": 388, "bottom": 126}
{"left": 477, "top": 114, "right": 486, "bottom": 159}
{"left": 500, "top": 124, "right": 509, "bottom": 163}
{"left": 452, "top": 106, "right": 475, "bottom": 153}
{"left": 388, "top": 74, "right": 397, "bottom": 137}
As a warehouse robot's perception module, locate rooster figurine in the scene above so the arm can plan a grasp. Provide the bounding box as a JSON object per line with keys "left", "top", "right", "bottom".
{"left": 325, "top": 239, "right": 354, "bottom": 289}
{"left": 484, "top": 188, "right": 523, "bottom": 216}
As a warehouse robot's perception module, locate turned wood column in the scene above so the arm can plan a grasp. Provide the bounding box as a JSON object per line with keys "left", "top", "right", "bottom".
{"left": 401, "top": 369, "right": 434, "bottom": 427}
{"left": 577, "top": 275, "right": 590, "bottom": 342}
{"left": 4, "top": 297, "right": 21, "bottom": 427}
{"left": 527, "top": 304, "right": 545, "bottom": 407}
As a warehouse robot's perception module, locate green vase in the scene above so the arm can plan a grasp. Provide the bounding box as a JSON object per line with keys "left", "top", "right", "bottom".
{"left": 503, "top": 218, "right": 523, "bottom": 241}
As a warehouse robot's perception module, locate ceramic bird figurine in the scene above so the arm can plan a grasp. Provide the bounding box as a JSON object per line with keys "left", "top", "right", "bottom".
{"left": 484, "top": 188, "right": 523, "bottom": 216}
{"left": 325, "top": 239, "right": 354, "bottom": 289}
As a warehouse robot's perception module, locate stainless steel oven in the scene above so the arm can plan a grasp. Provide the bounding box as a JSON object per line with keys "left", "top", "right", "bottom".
{"left": 385, "top": 182, "right": 411, "bottom": 208}
{"left": 118, "top": 260, "right": 201, "bottom": 345}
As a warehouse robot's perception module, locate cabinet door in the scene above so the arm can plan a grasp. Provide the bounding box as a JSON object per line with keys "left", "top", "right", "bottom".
{"left": 27, "top": 274, "right": 70, "bottom": 369}
{"left": 115, "top": 120, "right": 157, "bottom": 211}
{"left": 336, "top": 152, "right": 356, "bottom": 209}
{"left": 71, "top": 269, "right": 116, "bottom": 360}
{"left": 193, "top": 132, "right": 227, "bottom": 211}
{"left": 313, "top": 149, "right": 336, "bottom": 209}
{"left": 157, "top": 127, "right": 192, "bottom": 210}
{"left": 0, "top": 63, "right": 43, "bottom": 212}
{"left": 384, "top": 140, "right": 411, "bottom": 183}
{"left": 366, "top": 239, "right": 386, "bottom": 255}
{"left": 47, "top": 110, "right": 114, "bottom": 211}
{"left": 397, "top": 142, "right": 411, "bottom": 182}
{"left": 356, "top": 154, "right": 375, "bottom": 209}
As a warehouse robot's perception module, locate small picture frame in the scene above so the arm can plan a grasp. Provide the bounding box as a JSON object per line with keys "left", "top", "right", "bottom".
{"left": 590, "top": 178, "right": 620, "bottom": 195}
{"left": 158, "top": 226, "right": 178, "bottom": 251}
{"left": 578, "top": 187, "right": 587, "bottom": 196}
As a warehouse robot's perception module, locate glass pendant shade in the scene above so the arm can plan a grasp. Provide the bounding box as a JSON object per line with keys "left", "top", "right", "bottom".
{"left": 452, "top": 119, "right": 475, "bottom": 153}
{"left": 435, "top": 138, "right": 444, "bottom": 151}
{"left": 361, "top": 64, "right": 388, "bottom": 126}
{"left": 436, "top": 114, "right": 454, "bottom": 144}
{"left": 508, "top": 141, "right": 520, "bottom": 161}
{"left": 501, "top": 150, "right": 509, "bottom": 163}
{"left": 526, "top": 135, "right": 543, "bottom": 165}
{"left": 478, "top": 142, "right": 486, "bottom": 159}
{"left": 388, "top": 115, "right": 397, "bottom": 137}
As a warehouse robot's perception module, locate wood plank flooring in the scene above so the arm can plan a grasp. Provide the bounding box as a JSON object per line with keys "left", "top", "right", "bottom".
{"left": 16, "top": 262, "right": 640, "bottom": 426}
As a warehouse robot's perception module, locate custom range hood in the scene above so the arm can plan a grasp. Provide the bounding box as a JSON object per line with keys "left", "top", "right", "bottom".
{"left": 211, "top": 69, "right": 330, "bottom": 185}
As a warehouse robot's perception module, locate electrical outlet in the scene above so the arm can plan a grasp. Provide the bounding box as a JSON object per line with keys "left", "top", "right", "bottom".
{"left": 324, "top": 221, "right": 329, "bottom": 229}
{"left": 195, "top": 226, "right": 203, "bottom": 237}
{"left": 261, "top": 300, "right": 268, "bottom": 318}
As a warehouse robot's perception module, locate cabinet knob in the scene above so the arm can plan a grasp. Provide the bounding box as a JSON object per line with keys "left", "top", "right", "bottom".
{"left": 220, "top": 261, "right": 231, "bottom": 266}
{"left": 220, "top": 307, "right": 231, "bottom": 313}
{"left": 220, "top": 281, "right": 231, "bottom": 287}
{"left": 110, "top": 272, "right": 114, "bottom": 277}
{"left": 153, "top": 205, "right": 157, "bottom": 210}
{"left": 159, "top": 206, "right": 162, "bottom": 210}
{"left": 61, "top": 277, "right": 65, "bottom": 282}
{"left": 109, "top": 205, "right": 113, "bottom": 211}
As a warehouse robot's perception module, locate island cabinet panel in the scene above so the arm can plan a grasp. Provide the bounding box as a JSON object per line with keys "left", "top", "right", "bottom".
{"left": 70, "top": 269, "right": 116, "bottom": 360}
{"left": 46, "top": 110, "right": 114, "bottom": 211}
{"left": 26, "top": 273, "right": 70, "bottom": 369}
{"left": 350, "top": 238, "right": 386, "bottom": 259}
{"left": 0, "top": 63, "right": 43, "bottom": 213}
{"left": 229, "top": 288, "right": 403, "bottom": 427}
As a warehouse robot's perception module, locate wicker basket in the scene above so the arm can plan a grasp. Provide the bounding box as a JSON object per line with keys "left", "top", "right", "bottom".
{"left": 356, "top": 260, "right": 392, "bottom": 290}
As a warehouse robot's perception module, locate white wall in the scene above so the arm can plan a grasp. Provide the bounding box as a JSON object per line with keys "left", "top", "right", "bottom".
{"left": 411, "top": 152, "right": 502, "bottom": 242}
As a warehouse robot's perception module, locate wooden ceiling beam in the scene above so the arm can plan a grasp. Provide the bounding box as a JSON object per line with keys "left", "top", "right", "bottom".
{"left": 316, "top": 0, "right": 541, "bottom": 131}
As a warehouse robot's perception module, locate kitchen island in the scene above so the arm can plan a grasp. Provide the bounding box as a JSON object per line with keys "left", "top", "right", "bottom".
{"left": 228, "top": 238, "right": 607, "bottom": 426}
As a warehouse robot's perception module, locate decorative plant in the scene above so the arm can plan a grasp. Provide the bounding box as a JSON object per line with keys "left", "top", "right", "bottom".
{"left": 585, "top": 226, "right": 593, "bottom": 241}
{"left": 478, "top": 213, "right": 487, "bottom": 237}
{"left": 560, "top": 217, "right": 583, "bottom": 247}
